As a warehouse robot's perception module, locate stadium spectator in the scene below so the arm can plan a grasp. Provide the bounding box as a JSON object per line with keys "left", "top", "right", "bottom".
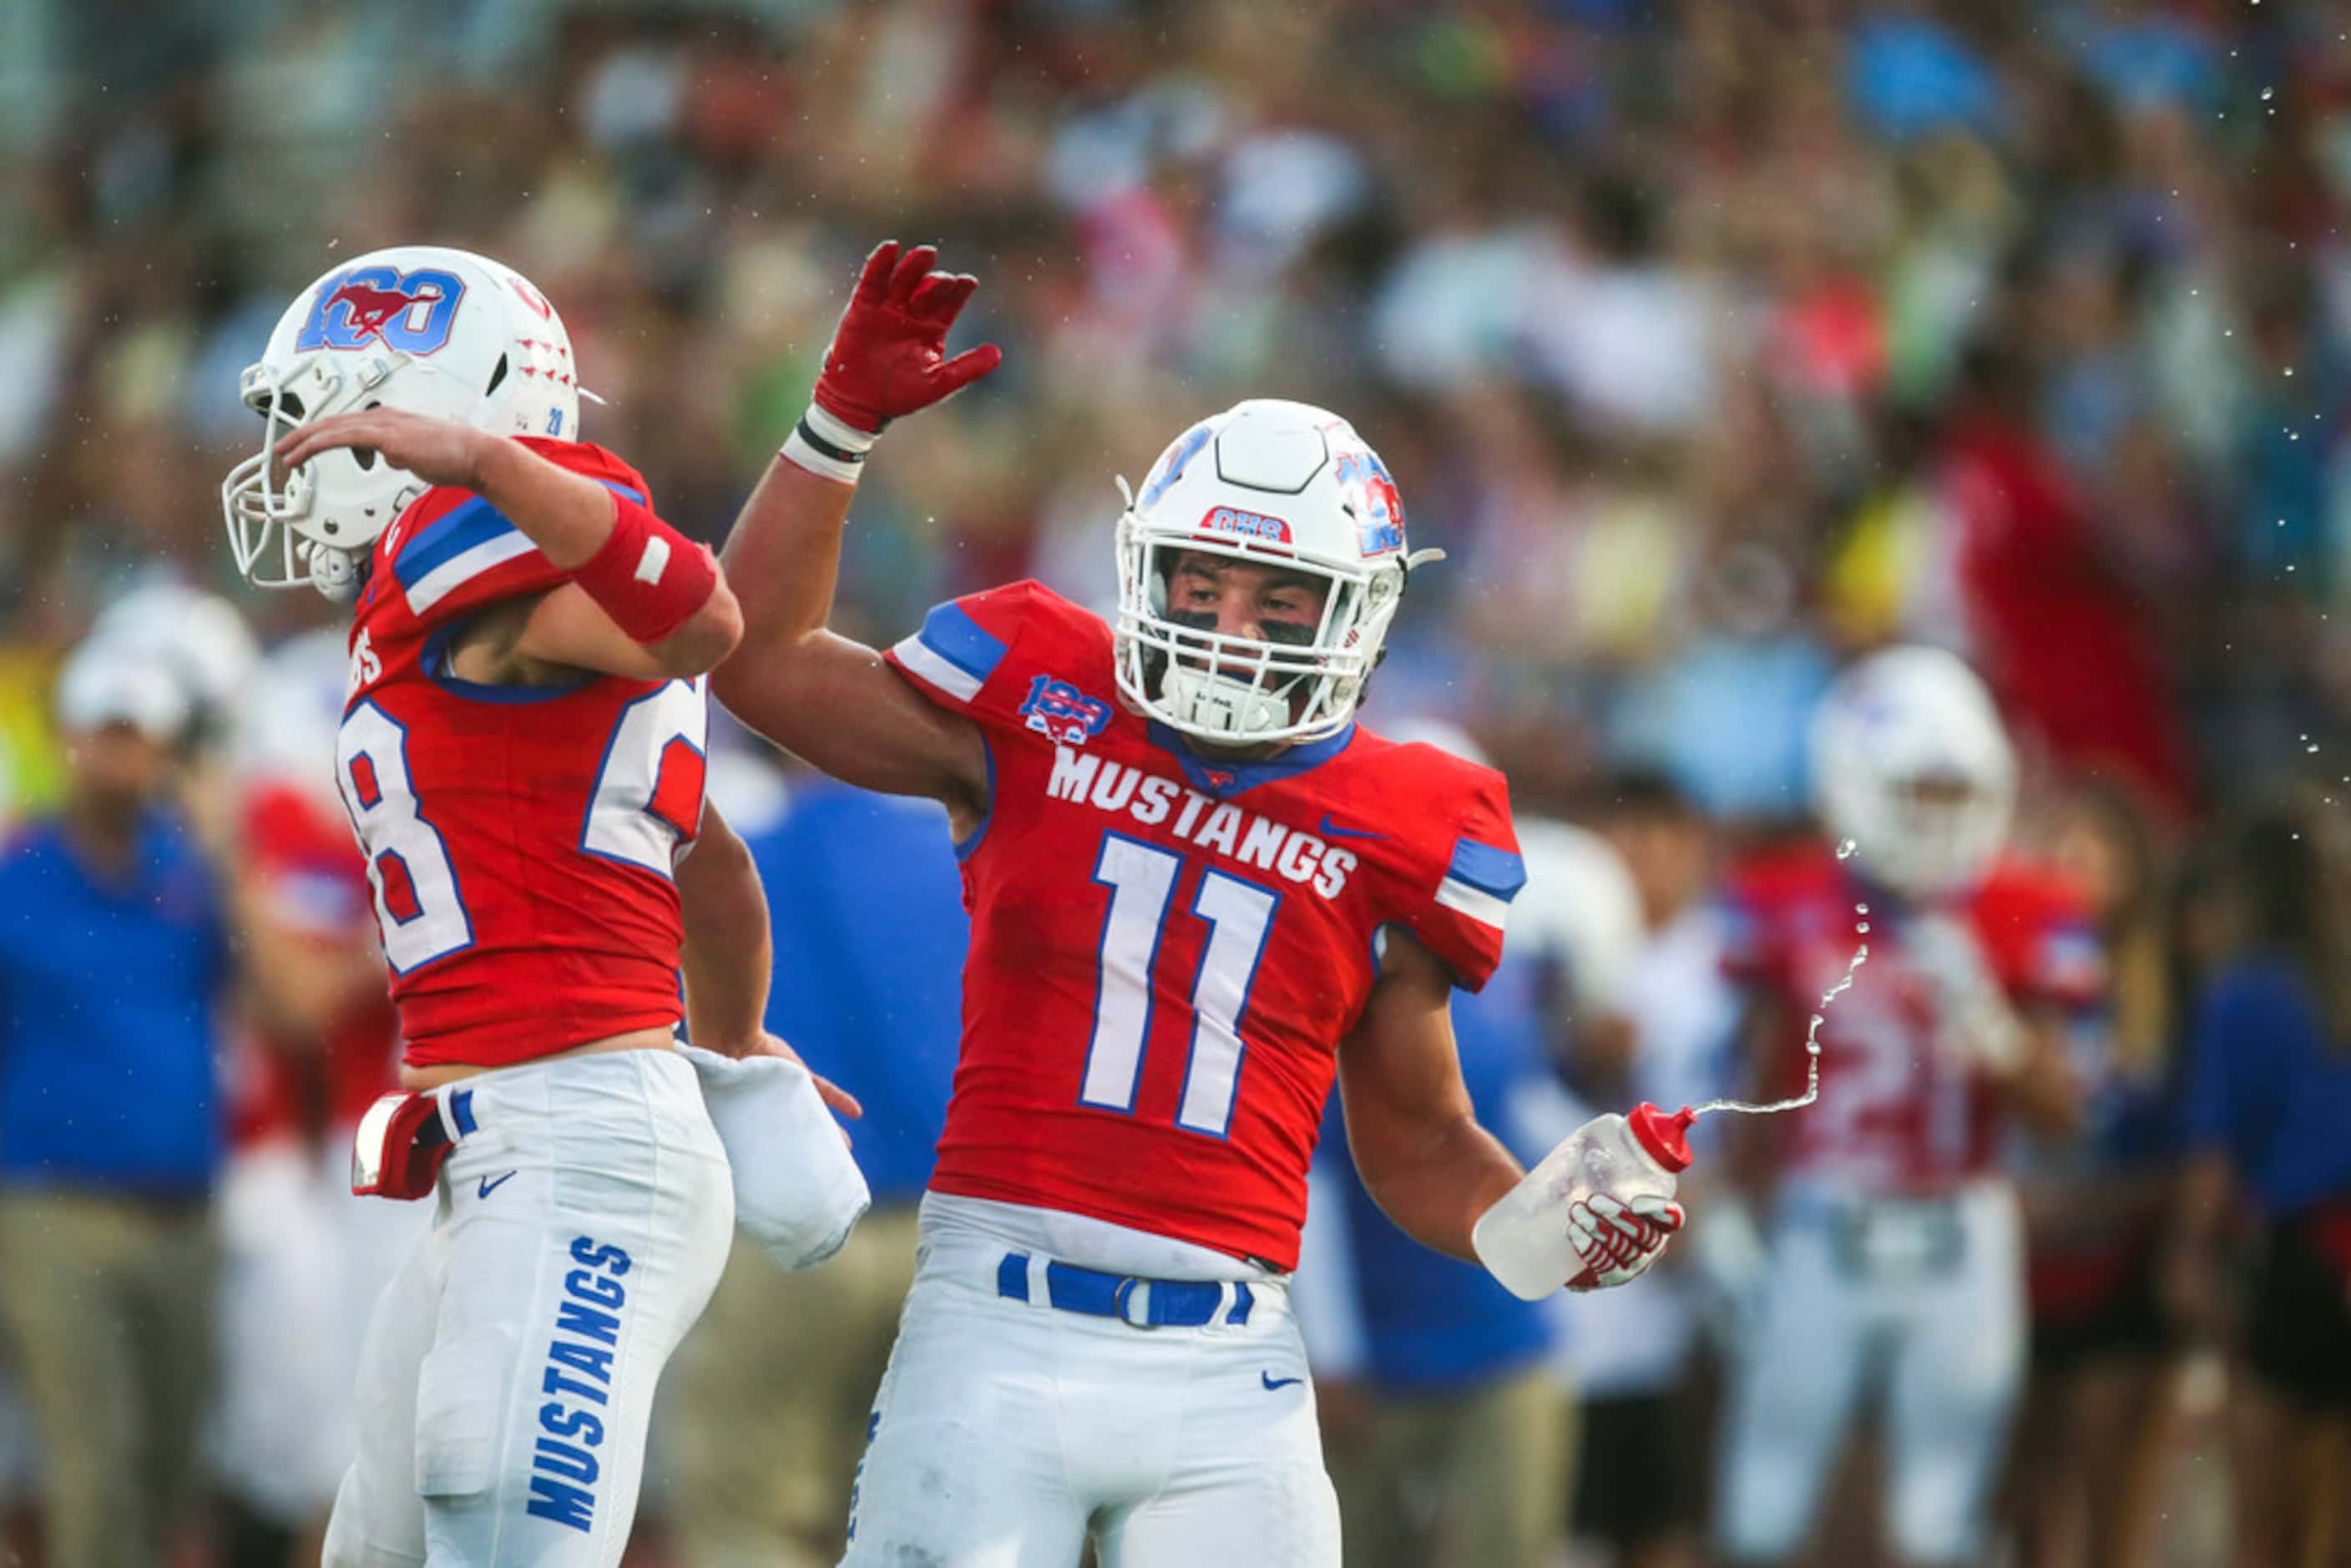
{"left": 1295, "top": 904, "right": 1571, "bottom": 1568}
{"left": 0, "top": 638, "right": 230, "bottom": 1568}
{"left": 663, "top": 768, "right": 964, "bottom": 1567}
{"left": 207, "top": 628, "right": 415, "bottom": 1568}
{"left": 1295, "top": 720, "right": 1636, "bottom": 1568}
{"left": 2009, "top": 781, "right": 2192, "bottom": 1568}
{"left": 1560, "top": 771, "right": 1737, "bottom": 1568}
{"left": 2171, "top": 803, "right": 2351, "bottom": 1568}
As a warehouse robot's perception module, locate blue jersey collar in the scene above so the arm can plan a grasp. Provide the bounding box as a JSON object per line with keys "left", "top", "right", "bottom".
{"left": 1147, "top": 720, "right": 1358, "bottom": 798}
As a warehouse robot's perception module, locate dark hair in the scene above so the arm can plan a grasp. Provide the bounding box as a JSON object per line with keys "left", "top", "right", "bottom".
{"left": 2231, "top": 806, "right": 2351, "bottom": 1043}
{"left": 1599, "top": 766, "right": 1699, "bottom": 822}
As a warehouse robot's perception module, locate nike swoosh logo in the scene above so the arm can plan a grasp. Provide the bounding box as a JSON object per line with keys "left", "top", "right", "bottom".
{"left": 1316, "top": 812, "right": 1387, "bottom": 841}
{"left": 1261, "top": 1372, "right": 1304, "bottom": 1391}
{"left": 477, "top": 1171, "right": 517, "bottom": 1199}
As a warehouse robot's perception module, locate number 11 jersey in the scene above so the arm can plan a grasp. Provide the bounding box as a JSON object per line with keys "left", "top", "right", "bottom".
{"left": 338, "top": 437, "right": 709, "bottom": 1070}
{"left": 886, "top": 580, "right": 1524, "bottom": 1269}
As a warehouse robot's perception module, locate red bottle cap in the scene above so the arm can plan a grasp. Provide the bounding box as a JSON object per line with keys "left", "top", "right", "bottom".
{"left": 1628, "top": 1102, "right": 1696, "bottom": 1173}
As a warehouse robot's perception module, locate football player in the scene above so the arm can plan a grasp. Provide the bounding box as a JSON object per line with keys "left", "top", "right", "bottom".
{"left": 221, "top": 245, "right": 856, "bottom": 1565}
{"left": 710, "top": 242, "right": 1686, "bottom": 1565}
{"left": 1705, "top": 646, "right": 2103, "bottom": 1568}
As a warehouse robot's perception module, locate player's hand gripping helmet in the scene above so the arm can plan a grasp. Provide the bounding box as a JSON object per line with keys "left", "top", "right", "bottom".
{"left": 221, "top": 245, "right": 582, "bottom": 601}
{"left": 1113, "top": 400, "right": 1441, "bottom": 746}
{"left": 1809, "top": 645, "right": 2017, "bottom": 901}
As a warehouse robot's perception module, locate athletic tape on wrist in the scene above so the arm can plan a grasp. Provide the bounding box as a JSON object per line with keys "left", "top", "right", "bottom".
{"left": 804, "top": 401, "right": 879, "bottom": 453}
{"left": 572, "top": 491, "right": 720, "bottom": 645}
{"left": 779, "top": 401, "right": 878, "bottom": 485}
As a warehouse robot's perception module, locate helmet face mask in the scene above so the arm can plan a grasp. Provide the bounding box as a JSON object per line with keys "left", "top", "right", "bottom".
{"left": 1811, "top": 646, "right": 2017, "bottom": 900}
{"left": 220, "top": 245, "right": 582, "bottom": 600}
{"left": 222, "top": 347, "right": 425, "bottom": 599}
{"left": 1111, "top": 400, "right": 1429, "bottom": 748}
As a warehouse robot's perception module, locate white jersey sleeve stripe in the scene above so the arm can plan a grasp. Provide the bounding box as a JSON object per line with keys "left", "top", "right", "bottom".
{"left": 405, "top": 530, "right": 538, "bottom": 615}
{"left": 1435, "top": 875, "right": 1510, "bottom": 931}
{"left": 891, "top": 632, "right": 984, "bottom": 703}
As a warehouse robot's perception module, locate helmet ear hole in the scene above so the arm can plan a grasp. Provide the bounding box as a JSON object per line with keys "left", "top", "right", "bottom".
{"left": 485, "top": 353, "right": 508, "bottom": 398}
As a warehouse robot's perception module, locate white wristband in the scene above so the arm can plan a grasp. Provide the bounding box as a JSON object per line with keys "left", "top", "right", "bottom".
{"left": 777, "top": 402, "right": 878, "bottom": 485}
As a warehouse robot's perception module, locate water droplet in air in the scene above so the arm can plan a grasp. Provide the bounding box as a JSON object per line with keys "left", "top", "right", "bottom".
{"left": 2263, "top": 87, "right": 2275, "bottom": 99}
{"left": 1836, "top": 838, "right": 1858, "bottom": 860}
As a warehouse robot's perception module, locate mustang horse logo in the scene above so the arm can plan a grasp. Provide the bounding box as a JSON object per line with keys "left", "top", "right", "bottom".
{"left": 326, "top": 281, "right": 427, "bottom": 344}
{"left": 296, "top": 266, "right": 466, "bottom": 355}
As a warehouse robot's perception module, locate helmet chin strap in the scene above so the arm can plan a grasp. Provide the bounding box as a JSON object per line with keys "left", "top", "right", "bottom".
{"left": 310, "top": 544, "right": 365, "bottom": 604}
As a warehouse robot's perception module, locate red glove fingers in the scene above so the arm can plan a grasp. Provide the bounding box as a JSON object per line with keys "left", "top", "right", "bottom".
{"left": 811, "top": 240, "right": 1004, "bottom": 435}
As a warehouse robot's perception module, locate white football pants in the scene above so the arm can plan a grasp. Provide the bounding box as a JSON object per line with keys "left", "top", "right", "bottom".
{"left": 1713, "top": 1179, "right": 2025, "bottom": 1565}
{"left": 323, "top": 1048, "right": 733, "bottom": 1566}
{"left": 842, "top": 1219, "right": 1340, "bottom": 1566}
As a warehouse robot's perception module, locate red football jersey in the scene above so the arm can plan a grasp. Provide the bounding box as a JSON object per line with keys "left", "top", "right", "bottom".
{"left": 884, "top": 581, "right": 1522, "bottom": 1269}
{"left": 227, "top": 781, "right": 401, "bottom": 1145}
{"left": 1725, "top": 844, "right": 2103, "bottom": 1192}
{"left": 338, "top": 438, "right": 709, "bottom": 1069}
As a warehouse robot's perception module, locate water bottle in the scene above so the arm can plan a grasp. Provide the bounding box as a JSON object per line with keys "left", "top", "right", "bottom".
{"left": 1473, "top": 1102, "right": 1696, "bottom": 1301}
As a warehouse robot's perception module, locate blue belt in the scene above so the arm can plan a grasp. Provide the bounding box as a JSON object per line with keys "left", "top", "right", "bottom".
{"left": 995, "top": 1252, "right": 1255, "bottom": 1328}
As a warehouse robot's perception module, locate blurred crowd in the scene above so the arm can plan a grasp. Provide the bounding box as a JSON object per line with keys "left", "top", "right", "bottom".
{"left": 3, "top": 0, "right": 2351, "bottom": 1563}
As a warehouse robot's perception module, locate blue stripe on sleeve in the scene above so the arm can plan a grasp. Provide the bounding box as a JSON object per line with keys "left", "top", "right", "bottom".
{"left": 393, "top": 497, "right": 518, "bottom": 589}
{"left": 918, "top": 601, "right": 1009, "bottom": 684}
{"left": 596, "top": 478, "right": 647, "bottom": 505}
{"left": 1445, "top": 837, "right": 1527, "bottom": 902}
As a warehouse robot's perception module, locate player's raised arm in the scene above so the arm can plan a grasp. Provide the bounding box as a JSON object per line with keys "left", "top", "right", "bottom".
{"left": 711, "top": 243, "right": 1000, "bottom": 817}
{"left": 274, "top": 409, "right": 741, "bottom": 677}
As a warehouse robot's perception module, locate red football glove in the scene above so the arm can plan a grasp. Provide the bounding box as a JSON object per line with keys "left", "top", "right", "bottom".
{"left": 812, "top": 241, "right": 1003, "bottom": 434}
{"left": 1565, "top": 1192, "right": 1686, "bottom": 1292}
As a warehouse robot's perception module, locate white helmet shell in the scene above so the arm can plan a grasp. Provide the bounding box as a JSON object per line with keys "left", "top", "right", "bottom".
{"left": 1113, "top": 399, "right": 1438, "bottom": 746}
{"left": 221, "top": 245, "right": 581, "bottom": 599}
{"left": 1809, "top": 645, "right": 2017, "bottom": 900}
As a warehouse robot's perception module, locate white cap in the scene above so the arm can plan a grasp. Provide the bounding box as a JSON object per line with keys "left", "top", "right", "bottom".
{"left": 1380, "top": 714, "right": 1491, "bottom": 767}
{"left": 89, "top": 581, "right": 259, "bottom": 715}
{"left": 55, "top": 643, "right": 192, "bottom": 745}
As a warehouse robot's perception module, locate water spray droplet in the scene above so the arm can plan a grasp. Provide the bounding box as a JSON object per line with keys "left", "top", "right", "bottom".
{"left": 1836, "top": 838, "right": 1858, "bottom": 861}
{"left": 1693, "top": 941, "right": 1868, "bottom": 1120}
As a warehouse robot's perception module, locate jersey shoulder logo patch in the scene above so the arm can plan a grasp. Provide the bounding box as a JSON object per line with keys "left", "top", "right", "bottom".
{"left": 1019, "top": 673, "right": 1115, "bottom": 747}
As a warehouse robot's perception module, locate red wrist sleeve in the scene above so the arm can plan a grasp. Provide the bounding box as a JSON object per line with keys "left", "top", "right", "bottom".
{"left": 571, "top": 491, "right": 720, "bottom": 645}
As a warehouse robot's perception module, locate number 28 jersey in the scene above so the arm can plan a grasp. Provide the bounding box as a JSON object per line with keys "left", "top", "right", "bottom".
{"left": 885, "top": 581, "right": 1524, "bottom": 1269}
{"left": 339, "top": 437, "right": 709, "bottom": 1070}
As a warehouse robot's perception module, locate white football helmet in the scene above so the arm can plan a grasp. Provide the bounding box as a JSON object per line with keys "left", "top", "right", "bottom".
{"left": 1113, "top": 399, "right": 1440, "bottom": 746}
{"left": 221, "top": 245, "right": 582, "bottom": 600}
{"left": 1809, "top": 645, "right": 2016, "bottom": 900}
